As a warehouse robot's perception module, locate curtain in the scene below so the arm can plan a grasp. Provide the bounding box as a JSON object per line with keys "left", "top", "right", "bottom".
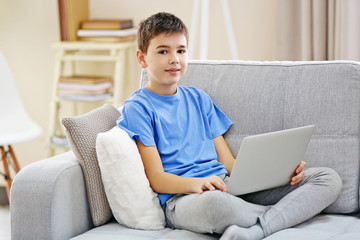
{"left": 276, "top": 0, "right": 360, "bottom": 61}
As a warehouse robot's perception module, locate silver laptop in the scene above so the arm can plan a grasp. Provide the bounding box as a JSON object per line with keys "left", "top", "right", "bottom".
{"left": 227, "top": 125, "right": 315, "bottom": 196}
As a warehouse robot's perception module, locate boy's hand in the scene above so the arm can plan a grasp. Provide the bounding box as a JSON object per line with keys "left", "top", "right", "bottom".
{"left": 193, "top": 175, "right": 228, "bottom": 194}
{"left": 290, "top": 161, "right": 307, "bottom": 185}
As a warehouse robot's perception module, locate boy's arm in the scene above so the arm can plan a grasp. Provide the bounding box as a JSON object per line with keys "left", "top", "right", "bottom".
{"left": 136, "top": 140, "right": 228, "bottom": 194}
{"left": 213, "top": 135, "right": 236, "bottom": 175}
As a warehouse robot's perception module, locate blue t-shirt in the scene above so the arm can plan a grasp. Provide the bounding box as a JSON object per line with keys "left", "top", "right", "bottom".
{"left": 117, "top": 86, "right": 233, "bottom": 205}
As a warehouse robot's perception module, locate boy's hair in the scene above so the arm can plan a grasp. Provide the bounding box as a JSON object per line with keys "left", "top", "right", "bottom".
{"left": 137, "top": 12, "right": 189, "bottom": 53}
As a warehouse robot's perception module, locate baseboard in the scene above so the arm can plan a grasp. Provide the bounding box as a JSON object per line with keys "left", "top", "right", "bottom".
{"left": 0, "top": 186, "right": 9, "bottom": 205}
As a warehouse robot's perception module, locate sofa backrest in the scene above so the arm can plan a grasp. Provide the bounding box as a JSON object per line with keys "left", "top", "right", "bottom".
{"left": 140, "top": 60, "right": 360, "bottom": 214}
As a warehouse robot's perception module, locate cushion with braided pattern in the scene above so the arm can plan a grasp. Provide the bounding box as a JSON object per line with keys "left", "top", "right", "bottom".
{"left": 62, "top": 104, "right": 121, "bottom": 226}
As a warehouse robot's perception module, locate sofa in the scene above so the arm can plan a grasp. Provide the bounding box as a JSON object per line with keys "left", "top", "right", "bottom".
{"left": 11, "top": 60, "right": 360, "bottom": 239}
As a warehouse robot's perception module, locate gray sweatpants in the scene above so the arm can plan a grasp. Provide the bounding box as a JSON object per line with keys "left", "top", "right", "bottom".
{"left": 163, "top": 167, "right": 342, "bottom": 237}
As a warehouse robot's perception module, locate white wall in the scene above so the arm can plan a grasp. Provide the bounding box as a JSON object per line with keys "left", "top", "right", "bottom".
{"left": 0, "top": 0, "right": 278, "bottom": 177}
{"left": 90, "top": 0, "right": 278, "bottom": 60}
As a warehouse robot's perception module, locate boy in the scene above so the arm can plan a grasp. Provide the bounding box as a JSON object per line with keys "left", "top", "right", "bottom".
{"left": 117, "top": 12, "right": 342, "bottom": 240}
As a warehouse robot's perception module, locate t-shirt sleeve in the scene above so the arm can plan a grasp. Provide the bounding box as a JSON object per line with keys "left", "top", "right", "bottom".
{"left": 200, "top": 90, "right": 233, "bottom": 138}
{"left": 116, "top": 101, "right": 156, "bottom": 147}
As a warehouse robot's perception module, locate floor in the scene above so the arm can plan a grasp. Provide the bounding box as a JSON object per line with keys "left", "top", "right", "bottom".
{"left": 0, "top": 204, "right": 10, "bottom": 240}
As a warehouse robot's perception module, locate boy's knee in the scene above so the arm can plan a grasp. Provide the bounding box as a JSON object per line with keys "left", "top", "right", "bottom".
{"left": 326, "top": 167, "right": 342, "bottom": 196}
{"left": 321, "top": 167, "right": 342, "bottom": 191}
{"left": 198, "top": 191, "right": 234, "bottom": 233}
{"left": 307, "top": 167, "right": 342, "bottom": 196}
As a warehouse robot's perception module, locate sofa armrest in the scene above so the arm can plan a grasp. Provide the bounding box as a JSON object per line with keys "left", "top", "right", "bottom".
{"left": 11, "top": 151, "right": 94, "bottom": 240}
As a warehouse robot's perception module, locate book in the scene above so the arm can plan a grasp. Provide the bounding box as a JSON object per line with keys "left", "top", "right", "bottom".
{"left": 58, "top": 81, "right": 113, "bottom": 91}
{"left": 81, "top": 19, "right": 133, "bottom": 30}
{"left": 59, "top": 93, "right": 112, "bottom": 101}
{"left": 58, "top": 0, "right": 68, "bottom": 41}
{"left": 58, "top": 88, "right": 111, "bottom": 96}
{"left": 78, "top": 35, "right": 136, "bottom": 43}
{"left": 58, "top": 0, "right": 89, "bottom": 41}
{"left": 59, "top": 76, "right": 112, "bottom": 84}
{"left": 77, "top": 28, "right": 138, "bottom": 37}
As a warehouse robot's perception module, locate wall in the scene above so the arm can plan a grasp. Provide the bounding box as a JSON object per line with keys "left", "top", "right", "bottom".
{"left": 0, "top": 0, "right": 59, "bottom": 180}
{"left": 0, "top": 0, "right": 278, "bottom": 178}
{"left": 90, "top": 0, "right": 278, "bottom": 60}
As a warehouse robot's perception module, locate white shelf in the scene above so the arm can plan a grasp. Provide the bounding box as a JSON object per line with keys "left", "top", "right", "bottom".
{"left": 48, "top": 41, "right": 136, "bottom": 156}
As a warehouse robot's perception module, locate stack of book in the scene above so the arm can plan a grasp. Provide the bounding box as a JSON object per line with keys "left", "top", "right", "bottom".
{"left": 77, "top": 19, "right": 137, "bottom": 42}
{"left": 58, "top": 76, "right": 113, "bottom": 101}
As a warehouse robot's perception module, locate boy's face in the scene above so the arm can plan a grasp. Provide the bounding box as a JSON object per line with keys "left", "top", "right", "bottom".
{"left": 137, "top": 32, "right": 188, "bottom": 94}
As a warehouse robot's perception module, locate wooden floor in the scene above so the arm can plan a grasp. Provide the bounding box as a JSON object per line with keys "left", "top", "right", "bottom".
{"left": 0, "top": 204, "right": 10, "bottom": 240}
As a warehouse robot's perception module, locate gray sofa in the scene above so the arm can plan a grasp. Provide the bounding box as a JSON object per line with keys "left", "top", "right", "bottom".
{"left": 11, "top": 60, "right": 360, "bottom": 239}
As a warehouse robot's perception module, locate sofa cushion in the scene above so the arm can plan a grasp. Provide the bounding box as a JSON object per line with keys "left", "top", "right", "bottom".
{"left": 62, "top": 104, "right": 121, "bottom": 226}
{"left": 70, "top": 222, "right": 220, "bottom": 240}
{"left": 96, "top": 126, "right": 165, "bottom": 230}
{"left": 69, "top": 214, "right": 360, "bottom": 240}
{"left": 264, "top": 213, "right": 360, "bottom": 239}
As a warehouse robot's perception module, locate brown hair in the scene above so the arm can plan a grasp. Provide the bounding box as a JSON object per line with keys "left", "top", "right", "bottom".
{"left": 137, "top": 12, "right": 189, "bottom": 53}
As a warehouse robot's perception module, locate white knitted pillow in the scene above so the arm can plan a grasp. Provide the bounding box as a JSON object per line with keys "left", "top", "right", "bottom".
{"left": 96, "top": 126, "right": 165, "bottom": 230}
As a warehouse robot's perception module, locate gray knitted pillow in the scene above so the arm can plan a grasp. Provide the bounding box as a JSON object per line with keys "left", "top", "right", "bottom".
{"left": 62, "top": 104, "right": 121, "bottom": 226}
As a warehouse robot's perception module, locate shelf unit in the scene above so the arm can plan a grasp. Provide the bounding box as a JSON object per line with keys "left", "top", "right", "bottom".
{"left": 49, "top": 41, "right": 136, "bottom": 156}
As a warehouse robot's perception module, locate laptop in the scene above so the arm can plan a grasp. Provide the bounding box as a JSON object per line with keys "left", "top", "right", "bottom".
{"left": 227, "top": 125, "right": 315, "bottom": 196}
